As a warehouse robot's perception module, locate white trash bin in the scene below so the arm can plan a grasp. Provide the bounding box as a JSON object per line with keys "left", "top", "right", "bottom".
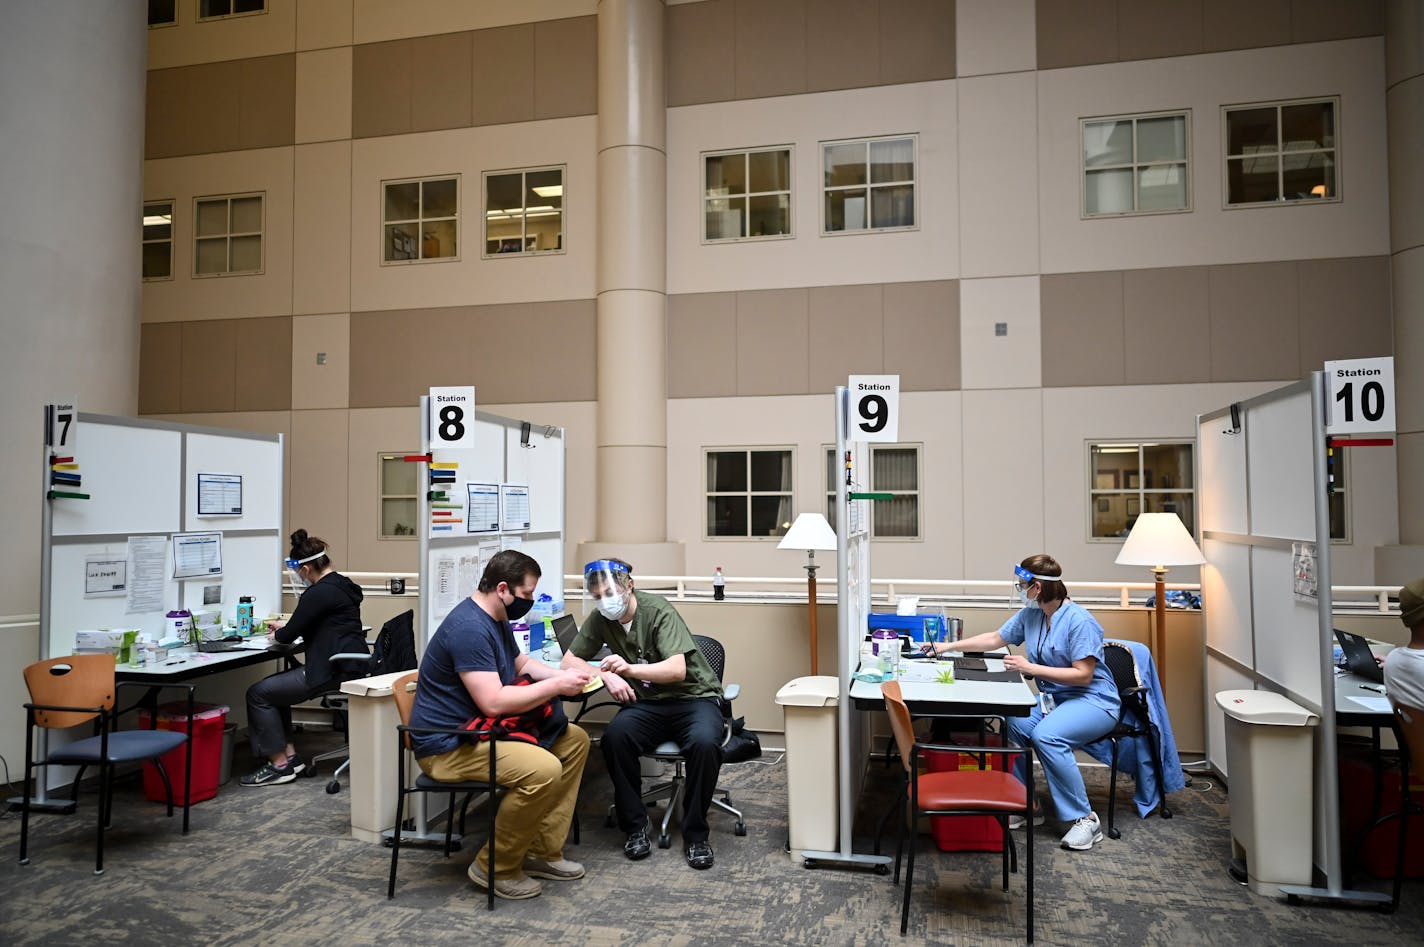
{"left": 775, "top": 676, "right": 839, "bottom": 862}
{"left": 1215, "top": 689, "right": 1320, "bottom": 895}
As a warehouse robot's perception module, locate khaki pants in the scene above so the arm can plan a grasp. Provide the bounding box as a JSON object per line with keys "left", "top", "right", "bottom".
{"left": 418, "top": 724, "right": 589, "bottom": 880}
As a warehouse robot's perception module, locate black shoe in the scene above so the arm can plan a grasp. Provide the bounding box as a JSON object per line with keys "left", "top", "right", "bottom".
{"left": 684, "top": 839, "right": 714, "bottom": 870}
{"left": 240, "top": 760, "right": 297, "bottom": 787}
{"left": 624, "top": 827, "right": 652, "bottom": 861}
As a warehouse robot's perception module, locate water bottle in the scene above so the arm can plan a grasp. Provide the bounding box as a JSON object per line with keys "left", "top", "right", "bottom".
{"left": 712, "top": 567, "right": 726, "bottom": 601}
{"left": 236, "top": 596, "right": 254, "bottom": 637}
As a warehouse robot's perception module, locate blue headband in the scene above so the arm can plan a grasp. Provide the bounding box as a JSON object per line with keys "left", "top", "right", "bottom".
{"left": 584, "top": 559, "right": 630, "bottom": 576}
{"left": 1014, "top": 564, "right": 1064, "bottom": 584}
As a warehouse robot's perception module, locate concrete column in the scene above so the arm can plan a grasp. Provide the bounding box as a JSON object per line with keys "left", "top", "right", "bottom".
{"left": 579, "top": 0, "right": 684, "bottom": 576}
{"left": 0, "top": 4, "right": 146, "bottom": 617}
{"left": 1378, "top": 1, "right": 1424, "bottom": 584}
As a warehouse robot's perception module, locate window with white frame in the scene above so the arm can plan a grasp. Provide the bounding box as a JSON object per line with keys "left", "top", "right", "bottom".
{"left": 1327, "top": 440, "right": 1350, "bottom": 542}
{"left": 1088, "top": 442, "right": 1196, "bottom": 540}
{"left": 194, "top": 193, "right": 263, "bottom": 276}
{"left": 822, "top": 135, "right": 916, "bottom": 233}
{"left": 1224, "top": 98, "right": 1338, "bottom": 205}
{"left": 703, "top": 147, "right": 792, "bottom": 241}
{"left": 706, "top": 448, "right": 793, "bottom": 538}
{"left": 383, "top": 176, "right": 458, "bottom": 263}
{"left": 484, "top": 166, "right": 563, "bottom": 256}
{"left": 379, "top": 452, "right": 418, "bottom": 539}
{"left": 1082, "top": 111, "right": 1190, "bottom": 216}
{"left": 825, "top": 444, "right": 921, "bottom": 539}
{"left": 148, "top": 0, "right": 176, "bottom": 27}
{"left": 142, "top": 201, "right": 173, "bottom": 280}
{"left": 199, "top": 0, "right": 265, "bottom": 20}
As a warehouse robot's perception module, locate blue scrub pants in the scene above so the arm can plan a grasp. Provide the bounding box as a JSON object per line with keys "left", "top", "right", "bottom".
{"left": 1007, "top": 697, "right": 1117, "bottom": 823}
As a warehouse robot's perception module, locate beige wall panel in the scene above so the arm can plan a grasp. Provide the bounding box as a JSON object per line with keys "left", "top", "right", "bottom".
{"left": 734, "top": 0, "right": 808, "bottom": 100}
{"left": 296, "top": 47, "right": 354, "bottom": 143}
{"left": 349, "top": 307, "right": 475, "bottom": 408}
{"left": 1202, "top": 0, "right": 1290, "bottom": 53}
{"left": 1388, "top": 77, "right": 1424, "bottom": 253}
{"left": 667, "top": 82, "right": 959, "bottom": 294}
{"left": 956, "top": 0, "right": 1036, "bottom": 77}
{"left": 808, "top": 283, "right": 884, "bottom": 392}
{"left": 598, "top": 147, "right": 666, "bottom": 292}
{"left": 351, "top": 39, "right": 413, "bottom": 139}
{"left": 180, "top": 320, "right": 237, "bottom": 412}
{"left": 668, "top": 292, "right": 739, "bottom": 398}
{"left": 297, "top": 0, "right": 354, "bottom": 51}
{"left": 472, "top": 25, "right": 536, "bottom": 127}
{"left": 736, "top": 288, "right": 809, "bottom": 395}
{"left": 184, "top": 60, "right": 245, "bottom": 156}
{"left": 345, "top": 406, "right": 421, "bottom": 574}
{"left": 1036, "top": 0, "right": 1118, "bottom": 69}
{"left": 1290, "top": 0, "right": 1384, "bottom": 44}
{"left": 666, "top": 0, "right": 736, "bottom": 107}
{"left": 1332, "top": 438, "right": 1400, "bottom": 585}
{"left": 879, "top": 0, "right": 957, "bottom": 84}
{"left": 959, "top": 276, "right": 1041, "bottom": 390}
{"left": 1297, "top": 256, "right": 1393, "bottom": 374}
{"left": 1399, "top": 433, "right": 1424, "bottom": 547}
{"left": 350, "top": 119, "right": 597, "bottom": 310}
{"left": 1040, "top": 271, "right": 1125, "bottom": 387}
{"left": 1041, "top": 381, "right": 1279, "bottom": 582}
{"left": 1118, "top": 0, "right": 1205, "bottom": 62}
{"left": 468, "top": 300, "right": 596, "bottom": 404}
{"left": 1207, "top": 261, "right": 1300, "bottom": 382}
{"left": 147, "top": 1, "right": 297, "bottom": 70}
{"left": 142, "top": 147, "right": 296, "bottom": 322}
{"left": 805, "top": 0, "right": 881, "bottom": 94}
{"left": 410, "top": 32, "right": 474, "bottom": 133}
{"left": 963, "top": 388, "right": 1044, "bottom": 570}
{"left": 145, "top": 66, "right": 186, "bottom": 159}
{"left": 1122, "top": 266, "right": 1212, "bottom": 384}
{"left": 239, "top": 54, "right": 297, "bottom": 150}
{"left": 1038, "top": 39, "right": 1390, "bottom": 274}
{"left": 1385, "top": 0, "right": 1424, "bottom": 87}
{"left": 351, "top": 0, "right": 596, "bottom": 45}
{"left": 1392, "top": 245, "right": 1424, "bottom": 435}
{"left": 235, "top": 316, "right": 294, "bottom": 411}
{"left": 294, "top": 140, "right": 352, "bottom": 316}
{"left": 139, "top": 322, "right": 184, "bottom": 415}
{"left": 290, "top": 409, "right": 351, "bottom": 560}
{"left": 958, "top": 72, "right": 1039, "bottom": 278}
{"left": 534, "top": 17, "right": 598, "bottom": 120}
{"left": 292, "top": 312, "right": 351, "bottom": 409}
{"left": 884, "top": 279, "right": 960, "bottom": 391}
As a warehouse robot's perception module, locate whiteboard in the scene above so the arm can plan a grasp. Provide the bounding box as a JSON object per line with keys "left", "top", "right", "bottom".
{"left": 48, "top": 539, "right": 178, "bottom": 654}
{"left": 1201, "top": 538, "right": 1253, "bottom": 670}
{"left": 1249, "top": 544, "right": 1322, "bottom": 708}
{"left": 184, "top": 432, "right": 282, "bottom": 530}
{"left": 1246, "top": 387, "right": 1315, "bottom": 541}
{"left": 504, "top": 426, "right": 564, "bottom": 534}
{"left": 51, "top": 419, "right": 181, "bottom": 537}
{"left": 180, "top": 533, "right": 282, "bottom": 622}
{"left": 1198, "top": 420, "right": 1247, "bottom": 535}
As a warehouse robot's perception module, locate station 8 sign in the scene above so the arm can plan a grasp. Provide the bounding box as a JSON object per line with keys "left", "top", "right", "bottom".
{"left": 848, "top": 375, "right": 900, "bottom": 443}
{"left": 429, "top": 386, "right": 476, "bottom": 450}
{"left": 1324, "top": 357, "right": 1395, "bottom": 436}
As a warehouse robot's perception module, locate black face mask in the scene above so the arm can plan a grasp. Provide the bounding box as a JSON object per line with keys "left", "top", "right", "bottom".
{"left": 505, "top": 593, "right": 535, "bottom": 622}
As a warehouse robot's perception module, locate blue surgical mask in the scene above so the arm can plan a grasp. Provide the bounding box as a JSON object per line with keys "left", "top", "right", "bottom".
{"left": 1015, "top": 584, "right": 1040, "bottom": 610}
{"left": 598, "top": 591, "right": 628, "bottom": 622}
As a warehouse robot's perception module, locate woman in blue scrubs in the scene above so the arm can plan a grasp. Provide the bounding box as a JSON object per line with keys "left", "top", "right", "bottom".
{"left": 925, "top": 554, "right": 1120, "bottom": 850}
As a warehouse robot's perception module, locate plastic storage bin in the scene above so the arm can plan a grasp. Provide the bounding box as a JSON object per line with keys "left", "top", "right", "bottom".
{"left": 1215, "top": 689, "right": 1319, "bottom": 895}
{"left": 775, "top": 676, "right": 840, "bottom": 861}
{"left": 868, "top": 612, "right": 946, "bottom": 643}
{"left": 924, "top": 735, "right": 1021, "bottom": 852}
{"left": 139, "top": 702, "right": 230, "bottom": 805}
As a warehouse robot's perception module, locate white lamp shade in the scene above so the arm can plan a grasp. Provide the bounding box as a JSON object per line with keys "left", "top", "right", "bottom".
{"left": 1115, "top": 512, "right": 1205, "bottom": 568}
{"left": 777, "top": 513, "right": 838, "bottom": 551}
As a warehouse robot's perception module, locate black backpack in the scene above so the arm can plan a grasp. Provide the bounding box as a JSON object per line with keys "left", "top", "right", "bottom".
{"left": 370, "top": 610, "right": 417, "bottom": 676}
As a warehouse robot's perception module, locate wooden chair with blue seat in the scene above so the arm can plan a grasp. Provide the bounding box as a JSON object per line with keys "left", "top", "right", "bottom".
{"left": 19, "top": 653, "right": 195, "bottom": 875}
{"left": 881, "top": 679, "right": 1035, "bottom": 942}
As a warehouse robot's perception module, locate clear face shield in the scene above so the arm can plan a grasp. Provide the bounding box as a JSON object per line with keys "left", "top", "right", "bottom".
{"left": 1012, "top": 563, "right": 1063, "bottom": 608}
{"left": 583, "top": 559, "right": 633, "bottom": 622}
{"left": 284, "top": 550, "right": 325, "bottom": 594}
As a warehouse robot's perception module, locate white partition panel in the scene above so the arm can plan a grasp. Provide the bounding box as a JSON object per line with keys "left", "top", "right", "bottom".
{"left": 1199, "top": 420, "right": 1248, "bottom": 535}
{"left": 1201, "top": 538, "right": 1254, "bottom": 669}
{"left": 1245, "top": 386, "right": 1315, "bottom": 541}
{"left": 1204, "top": 654, "right": 1256, "bottom": 775}
{"left": 183, "top": 432, "right": 283, "bottom": 531}
{"left": 51, "top": 420, "right": 182, "bottom": 537}
{"left": 1249, "top": 544, "right": 1322, "bottom": 707}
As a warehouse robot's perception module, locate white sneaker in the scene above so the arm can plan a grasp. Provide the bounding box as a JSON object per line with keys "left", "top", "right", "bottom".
{"left": 1060, "top": 812, "right": 1104, "bottom": 851}
{"left": 1007, "top": 810, "right": 1044, "bottom": 830}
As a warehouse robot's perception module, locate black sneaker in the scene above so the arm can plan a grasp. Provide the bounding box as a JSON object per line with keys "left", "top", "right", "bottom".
{"left": 240, "top": 760, "right": 298, "bottom": 787}
{"left": 624, "top": 827, "right": 652, "bottom": 861}
{"left": 684, "top": 839, "right": 714, "bottom": 870}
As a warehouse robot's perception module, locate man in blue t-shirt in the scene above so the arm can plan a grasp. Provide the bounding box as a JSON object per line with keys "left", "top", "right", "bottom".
{"left": 409, "top": 549, "right": 593, "bottom": 901}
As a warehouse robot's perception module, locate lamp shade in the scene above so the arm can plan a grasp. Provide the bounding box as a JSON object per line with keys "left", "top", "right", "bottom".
{"left": 777, "top": 513, "right": 838, "bottom": 552}
{"left": 1115, "top": 512, "right": 1205, "bottom": 568}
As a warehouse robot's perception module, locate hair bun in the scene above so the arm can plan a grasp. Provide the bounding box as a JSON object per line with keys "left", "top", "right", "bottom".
{"left": 290, "top": 528, "right": 309, "bottom": 545}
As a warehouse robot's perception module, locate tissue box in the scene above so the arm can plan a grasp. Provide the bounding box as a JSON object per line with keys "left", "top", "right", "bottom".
{"left": 75, "top": 629, "right": 126, "bottom": 654}
{"left": 190, "top": 609, "right": 225, "bottom": 642}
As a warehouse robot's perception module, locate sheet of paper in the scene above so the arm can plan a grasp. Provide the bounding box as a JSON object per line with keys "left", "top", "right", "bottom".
{"left": 126, "top": 535, "right": 168, "bottom": 614}
{"left": 1347, "top": 696, "right": 1392, "bottom": 713}
{"left": 434, "top": 555, "right": 459, "bottom": 619}
{"left": 500, "top": 483, "right": 531, "bottom": 531}
{"left": 172, "top": 531, "right": 223, "bottom": 579}
{"left": 85, "top": 554, "right": 126, "bottom": 597}
{"left": 466, "top": 482, "right": 501, "bottom": 533}
{"left": 196, "top": 472, "right": 243, "bottom": 516}
{"left": 456, "top": 553, "right": 480, "bottom": 602}
{"left": 501, "top": 534, "right": 523, "bottom": 552}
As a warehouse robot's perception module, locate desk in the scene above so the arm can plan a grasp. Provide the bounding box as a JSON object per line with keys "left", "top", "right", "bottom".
{"left": 849, "top": 655, "right": 1036, "bottom": 717}
{"left": 114, "top": 645, "right": 288, "bottom": 687}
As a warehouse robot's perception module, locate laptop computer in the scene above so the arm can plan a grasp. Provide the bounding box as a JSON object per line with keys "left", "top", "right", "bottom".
{"left": 1335, "top": 629, "right": 1385, "bottom": 684}
{"left": 550, "top": 613, "right": 580, "bottom": 653}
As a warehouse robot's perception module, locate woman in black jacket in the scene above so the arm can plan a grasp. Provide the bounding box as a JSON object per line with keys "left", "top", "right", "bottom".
{"left": 240, "top": 530, "right": 368, "bottom": 787}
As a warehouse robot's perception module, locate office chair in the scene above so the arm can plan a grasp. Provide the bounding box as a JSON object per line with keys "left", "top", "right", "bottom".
{"left": 312, "top": 610, "right": 416, "bottom": 793}
{"left": 605, "top": 634, "right": 747, "bottom": 848}
{"left": 881, "top": 680, "right": 1035, "bottom": 942}
{"left": 388, "top": 671, "right": 503, "bottom": 910}
{"left": 1101, "top": 641, "right": 1172, "bottom": 839}
{"left": 19, "top": 654, "right": 195, "bottom": 875}
{"left": 1389, "top": 701, "right": 1424, "bottom": 912}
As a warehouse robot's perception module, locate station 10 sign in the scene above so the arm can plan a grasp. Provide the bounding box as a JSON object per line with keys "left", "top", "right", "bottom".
{"left": 1324, "top": 357, "right": 1395, "bottom": 436}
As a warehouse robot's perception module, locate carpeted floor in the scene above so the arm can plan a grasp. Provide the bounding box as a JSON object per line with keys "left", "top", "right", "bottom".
{"left": 1, "top": 730, "right": 1421, "bottom": 947}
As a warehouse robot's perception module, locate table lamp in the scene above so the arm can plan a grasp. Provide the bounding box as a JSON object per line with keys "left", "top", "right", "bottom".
{"left": 777, "top": 513, "right": 838, "bottom": 675}
{"left": 1115, "top": 512, "right": 1205, "bottom": 700}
